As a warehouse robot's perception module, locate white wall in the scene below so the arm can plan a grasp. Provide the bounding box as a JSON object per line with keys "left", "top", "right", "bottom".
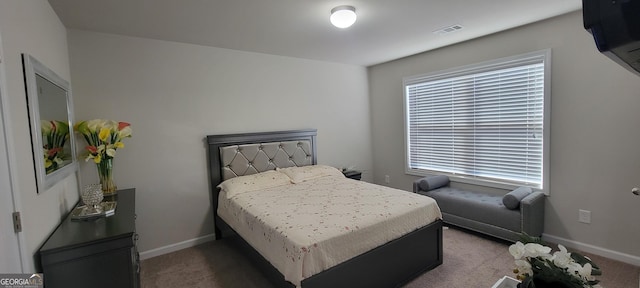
{"left": 67, "top": 30, "right": 372, "bottom": 254}
{"left": 368, "top": 11, "right": 640, "bottom": 264}
{"left": 0, "top": 0, "right": 78, "bottom": 271}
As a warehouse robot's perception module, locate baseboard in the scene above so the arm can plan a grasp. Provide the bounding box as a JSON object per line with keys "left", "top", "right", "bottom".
{"left": 542, "top": 233, "right": 640, "bottom": 267}
{"left": 139, "top": 233, "right": 216, "bottom": 260}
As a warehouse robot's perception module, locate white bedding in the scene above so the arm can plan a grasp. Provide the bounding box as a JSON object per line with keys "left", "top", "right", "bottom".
{"left": 218, "top": 175, "right": 442, "bottom": 287}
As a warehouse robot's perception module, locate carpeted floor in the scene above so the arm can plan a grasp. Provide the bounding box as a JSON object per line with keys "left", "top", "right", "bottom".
{"left": 140, "top": 226, "right": 639, "bottom": 288}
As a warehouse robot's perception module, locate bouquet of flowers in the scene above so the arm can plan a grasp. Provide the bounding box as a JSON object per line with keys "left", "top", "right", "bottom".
{"left": 74, "top": 119, "right": 132, "bottom": 194}
{"left": 41, "top": 120, "right": 70, "bottom": 173}
{"left": 74, "top": 119, "right": 132, "bottom": 163}
{"left": 509, "top": 237, "right": 602, "bottom": 288}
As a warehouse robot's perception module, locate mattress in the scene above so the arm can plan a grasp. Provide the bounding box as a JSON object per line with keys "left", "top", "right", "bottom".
{"left": 217, "top": 174, "right": 442, "bottom": 287}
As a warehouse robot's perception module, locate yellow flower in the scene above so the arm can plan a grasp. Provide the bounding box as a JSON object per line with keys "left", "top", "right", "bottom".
{"left": 98, "top": 127, "right": 111, "bottom": 142}
{"left": 114, "top": 142, "right": 124, "bottom": 149}
{"left": 94, "top": 154, "right": 102, "bottom": 164}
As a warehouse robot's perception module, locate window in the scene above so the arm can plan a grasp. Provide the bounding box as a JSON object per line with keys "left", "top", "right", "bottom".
{"left": 404, "top": 50, "right": 550, "bottom": 191}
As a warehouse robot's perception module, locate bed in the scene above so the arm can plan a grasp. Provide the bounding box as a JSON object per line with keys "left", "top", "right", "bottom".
{"left": 207, "top": 129, "right": 443, "bottom": 288}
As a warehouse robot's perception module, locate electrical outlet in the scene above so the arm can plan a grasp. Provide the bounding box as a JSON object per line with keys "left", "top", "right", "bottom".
{"left": 578, "top": 209, "right": 591, "bottom": 224}
{"left": 384, "top": 175, "right": 390, "bottom": 183}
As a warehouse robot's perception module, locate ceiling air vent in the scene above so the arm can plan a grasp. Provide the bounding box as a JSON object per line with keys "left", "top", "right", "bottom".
{"left": 433, "top": 24, "right": 464, "bottom": 35}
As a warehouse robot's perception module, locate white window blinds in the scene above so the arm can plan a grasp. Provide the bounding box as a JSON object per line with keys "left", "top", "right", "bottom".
{"left": 404, "top": 51, "right": 548, "bottom": 188}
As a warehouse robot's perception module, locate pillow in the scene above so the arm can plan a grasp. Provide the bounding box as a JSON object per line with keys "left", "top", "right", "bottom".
{"left": 277, "top": 165, "right": 344, "bottom": 183}
{"left": 502, "top": 186, "right": 533, "bottom": 210}
{"left": 418, "top": 175, "right": 450, "bottom": 191}
{"left": 217, "top": 170, "right": 292, "bottom": 199}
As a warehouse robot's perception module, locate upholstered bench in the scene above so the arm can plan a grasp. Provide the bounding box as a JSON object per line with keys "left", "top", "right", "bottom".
{"left": 413, "top": 175, "right": 545, "bottom": 242}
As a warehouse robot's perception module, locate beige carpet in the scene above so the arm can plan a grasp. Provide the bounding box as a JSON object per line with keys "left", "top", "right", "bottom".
{"left": 141, "top": 227, "right": 639, "bottom": 288}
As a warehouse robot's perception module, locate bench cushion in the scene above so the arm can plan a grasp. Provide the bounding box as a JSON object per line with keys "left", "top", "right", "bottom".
{"left": 502, "top": 186, "right": 533, "bottom": 209}
{"left": 418, "top": 175, "right": 450, "bottom": 191}
{"left": 421, "top": 187, "right": 521, "bottom": 232}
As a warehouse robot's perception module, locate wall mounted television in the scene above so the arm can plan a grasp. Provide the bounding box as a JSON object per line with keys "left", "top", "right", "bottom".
{"left": 583, "top": 0, "right": 640, "bottom": 77}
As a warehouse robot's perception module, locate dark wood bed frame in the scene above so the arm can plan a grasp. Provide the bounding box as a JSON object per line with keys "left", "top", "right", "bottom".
{"left": 207, "top": 129, "right": 443, "bottom": 288}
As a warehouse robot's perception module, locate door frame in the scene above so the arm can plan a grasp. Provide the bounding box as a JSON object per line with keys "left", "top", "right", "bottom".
{"left": 0, "top": 30, "right": 27, "bottom": 272}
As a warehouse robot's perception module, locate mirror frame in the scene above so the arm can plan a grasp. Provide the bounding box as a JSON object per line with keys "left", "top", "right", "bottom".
{"left": 23, "top": 54, "right": 77, "bottom": 193}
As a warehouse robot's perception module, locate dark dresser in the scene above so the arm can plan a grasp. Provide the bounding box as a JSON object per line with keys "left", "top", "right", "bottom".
{"left": 39, "top": 188, "right": 139, "bottom": 288}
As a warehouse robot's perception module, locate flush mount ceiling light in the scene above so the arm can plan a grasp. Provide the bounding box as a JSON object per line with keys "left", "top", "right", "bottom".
{"left": 330, "top": 5, "right": 357, "bottom": 28}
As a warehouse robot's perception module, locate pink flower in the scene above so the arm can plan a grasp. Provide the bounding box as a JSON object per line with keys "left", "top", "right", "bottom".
{"left": 86, "top": 145, "right": 98, "bottom": 154}
{"left": 118, "top": 122, "right": 131, "bottom": 130}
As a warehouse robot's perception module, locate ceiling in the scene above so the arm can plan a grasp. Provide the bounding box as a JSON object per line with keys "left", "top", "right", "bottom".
{"left": 48, "top": 0, "right": 582, "bottom": 67}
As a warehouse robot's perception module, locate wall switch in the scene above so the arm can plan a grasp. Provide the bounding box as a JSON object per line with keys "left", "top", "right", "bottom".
{"left": 384, "top": 175, "right": 390, "bottom": 183}
{"left": 578, "top": 209, "right": 591, "bottom": 224}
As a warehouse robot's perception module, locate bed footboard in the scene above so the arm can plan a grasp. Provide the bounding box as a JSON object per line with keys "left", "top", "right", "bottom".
{"left": 221, "top": 217, "right": 443, "bottom": 288}
{"left": 302, "top": 219, "right": 443, "bottom": 288}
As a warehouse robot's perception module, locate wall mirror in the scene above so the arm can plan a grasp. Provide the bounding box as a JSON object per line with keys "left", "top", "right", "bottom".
{"left": 23, "top": 54, "right": 77, "bottom": 193}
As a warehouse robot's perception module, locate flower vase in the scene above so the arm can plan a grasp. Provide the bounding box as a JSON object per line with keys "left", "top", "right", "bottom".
{"left": 517, "top": 277, "right": 571, "bottom": 288}
{"left": 96, "top": 158, "right": 117, "bottom": 196}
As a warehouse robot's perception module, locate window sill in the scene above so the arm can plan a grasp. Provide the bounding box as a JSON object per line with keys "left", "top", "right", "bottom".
{"left": 406, "top": 168, "right": 545, "bottom": 194}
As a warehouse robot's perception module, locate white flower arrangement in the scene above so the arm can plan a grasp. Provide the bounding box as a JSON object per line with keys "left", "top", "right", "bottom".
{"left": 509, "top": 241, "right": 602, "bottom": 288}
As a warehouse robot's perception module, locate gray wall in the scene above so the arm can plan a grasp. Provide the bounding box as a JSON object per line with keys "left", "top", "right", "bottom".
{"left": 67, "top": 29, "right": 373, "bottom": 255}
{"left": 369, "top": 11, "right": 640, "bottom": 263}
{"left": 0, "top": 0, "right": 79, "bottom": 271}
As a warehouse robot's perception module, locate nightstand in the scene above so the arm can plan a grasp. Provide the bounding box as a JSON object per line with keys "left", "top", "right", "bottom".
{"left": 342, "top": 170, "right": 362, "bottom": 180}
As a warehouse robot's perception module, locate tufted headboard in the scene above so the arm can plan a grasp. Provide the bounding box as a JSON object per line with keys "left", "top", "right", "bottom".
{"left": 219, "top": 140, "right": 314, "bottom": 181}
{"left": 206, "top": 129, "right": 317, "bottom": 238}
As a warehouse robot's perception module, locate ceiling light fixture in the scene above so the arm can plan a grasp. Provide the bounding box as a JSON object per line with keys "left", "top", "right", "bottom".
{"left": 330, "top": 5, "right": 357, "bottom": 29}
